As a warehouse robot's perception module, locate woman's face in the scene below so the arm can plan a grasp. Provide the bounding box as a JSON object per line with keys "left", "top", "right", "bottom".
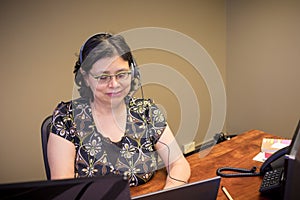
{"left": 85, "top": 56, "right": 131, "bottom": 106}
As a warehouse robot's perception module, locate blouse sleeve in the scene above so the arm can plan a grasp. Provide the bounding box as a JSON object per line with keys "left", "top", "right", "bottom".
{"left": 50, "top": 101, "right": 76, "bottom": 142}
{"left": 146, "top": 99, "right": 167, "bottom": 144}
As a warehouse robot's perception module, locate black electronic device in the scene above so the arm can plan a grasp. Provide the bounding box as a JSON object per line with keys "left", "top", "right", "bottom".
{"left": 132, "top": 176, "right": 221, "bottom": 200}
{"left": 0, "top": 174, "right": 130, "bottom": 200}
{"left": 259, "top": 120, "right": 300, "bottom": 199}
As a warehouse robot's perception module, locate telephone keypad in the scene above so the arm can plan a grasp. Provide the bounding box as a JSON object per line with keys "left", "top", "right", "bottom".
{"left": 259, "top": 168, "right": 284, "bottom": 193}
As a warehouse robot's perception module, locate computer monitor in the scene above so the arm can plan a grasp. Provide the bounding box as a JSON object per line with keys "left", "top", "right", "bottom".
{"left": 283, "top": 120, "right": 300, "bottom": 200}
{"left": 132, "top": 176, "right": 221, "bottom": 200}
{"left": 0, "top": 174, "right": 131, "bottom": 200}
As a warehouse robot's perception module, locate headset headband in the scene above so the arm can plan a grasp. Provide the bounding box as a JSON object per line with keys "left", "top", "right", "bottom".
{"left": 79, "top": 32, "right": 112, "bottom": 64}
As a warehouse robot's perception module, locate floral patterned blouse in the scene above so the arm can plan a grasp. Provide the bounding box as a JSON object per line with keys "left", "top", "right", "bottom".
{"left": 51, "top": 96, "right": 166, "bottom": 186}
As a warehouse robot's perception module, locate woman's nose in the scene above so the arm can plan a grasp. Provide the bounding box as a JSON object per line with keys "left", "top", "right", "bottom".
{"left": 107, "top": 76, "right": 119, "bottom": 87}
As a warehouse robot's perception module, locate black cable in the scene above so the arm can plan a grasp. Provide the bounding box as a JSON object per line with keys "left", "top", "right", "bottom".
{"left": 140, "top": 79, "right": 187, "bottom": 184}
{"left": 140, "top": 83, "right": 144, "bottom": 100}
{"left": 157, "top": 140, "right": 188, "bottom": 184}
{"left": 216, "top": 166, "right": 261, "bottom": 177}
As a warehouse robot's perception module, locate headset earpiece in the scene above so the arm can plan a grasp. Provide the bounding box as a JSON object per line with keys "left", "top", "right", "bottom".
{"left": 130, "top": 58, "right": 140, "bottom": 81}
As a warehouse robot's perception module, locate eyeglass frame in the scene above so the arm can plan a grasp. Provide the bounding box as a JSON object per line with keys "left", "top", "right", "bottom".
{"left": 89, "top": 70, "right": 132, "bottom": 84}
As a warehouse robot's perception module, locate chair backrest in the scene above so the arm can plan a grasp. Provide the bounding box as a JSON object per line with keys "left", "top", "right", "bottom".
{"left": 41, "top": 115, "right": 52, "bottom": 180}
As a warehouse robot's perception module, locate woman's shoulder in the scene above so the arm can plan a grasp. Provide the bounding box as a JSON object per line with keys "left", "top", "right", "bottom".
{"left": 56, "top": 100, "right": 71, "bottom": 108}
{"left": 127, "top": 96, "right": 154, "bottom": 107}
{"left": 53, "top": 98, "right": 89, "bottom": 114}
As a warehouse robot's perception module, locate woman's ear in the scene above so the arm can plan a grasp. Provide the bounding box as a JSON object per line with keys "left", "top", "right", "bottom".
{"left": 80, "top": 68, "right": 90, "bottom": 87}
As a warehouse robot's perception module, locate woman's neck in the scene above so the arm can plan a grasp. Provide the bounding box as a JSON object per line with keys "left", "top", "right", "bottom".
{"left": 91, "top": 99, "right": 127, "bottom": 142}
{"left": 91, "top": 99, "right": 126, "bottom": 116}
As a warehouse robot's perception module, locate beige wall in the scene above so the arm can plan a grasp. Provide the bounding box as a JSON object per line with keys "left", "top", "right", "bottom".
{"left": 226, "top": 0, "right": 300, "bottom": 137}
{"left": 0, "top": 0, "right": 226, "bottom": 183}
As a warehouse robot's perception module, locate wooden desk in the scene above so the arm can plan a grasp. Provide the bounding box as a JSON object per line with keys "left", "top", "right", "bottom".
{"left": 130, "top": 130, "right": 279, "bottom": 199}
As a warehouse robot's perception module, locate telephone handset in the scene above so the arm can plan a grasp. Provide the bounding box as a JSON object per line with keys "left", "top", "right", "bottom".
{"left": 260, "top": 146, "right": 289, "bottom": 175}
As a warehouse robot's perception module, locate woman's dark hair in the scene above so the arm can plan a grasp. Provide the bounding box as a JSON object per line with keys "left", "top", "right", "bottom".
{"left": 73, "top": 33, "right": 139, "bottom": 101}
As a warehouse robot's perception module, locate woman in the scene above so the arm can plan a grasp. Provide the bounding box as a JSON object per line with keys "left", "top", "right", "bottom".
{"left": 47, "top": 33, "right": 190, "bottom": 189}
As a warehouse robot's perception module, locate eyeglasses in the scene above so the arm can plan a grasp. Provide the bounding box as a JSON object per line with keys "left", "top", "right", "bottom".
{"left": 89, "top": 70, "right": 131, "bottom": 84}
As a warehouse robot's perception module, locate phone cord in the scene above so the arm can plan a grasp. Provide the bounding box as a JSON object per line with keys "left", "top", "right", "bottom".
{"left": 216, "top": 166, "right": 261, "bottom": 177}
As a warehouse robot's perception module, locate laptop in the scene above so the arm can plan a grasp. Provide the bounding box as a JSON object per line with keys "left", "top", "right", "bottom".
{"left": 132, "top": 176, "right": 221, "bottom": 200}
{"left": 0, "top": 174, "right": 131, "bottom": 200}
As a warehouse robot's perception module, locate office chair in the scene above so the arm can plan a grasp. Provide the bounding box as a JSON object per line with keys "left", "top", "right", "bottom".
{"left": 41, "top": 115, "right": 52, "bottom": 180}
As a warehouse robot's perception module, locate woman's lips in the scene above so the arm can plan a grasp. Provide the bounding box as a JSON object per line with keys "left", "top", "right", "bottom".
{"left": 106, "top": 91, "right": 122, "bottom": 97}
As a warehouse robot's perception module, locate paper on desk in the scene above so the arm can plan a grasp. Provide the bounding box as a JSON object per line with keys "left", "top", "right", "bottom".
{"left": 253, "top": 152, "right": 267, "bottom": 162}
{"left": 254, "top": 138, "right": 291, "bottom": 162}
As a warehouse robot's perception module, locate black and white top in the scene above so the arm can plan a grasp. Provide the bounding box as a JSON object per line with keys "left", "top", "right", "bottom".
{"left": 51, "top": 96, "right": 166, "bottom": 186}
